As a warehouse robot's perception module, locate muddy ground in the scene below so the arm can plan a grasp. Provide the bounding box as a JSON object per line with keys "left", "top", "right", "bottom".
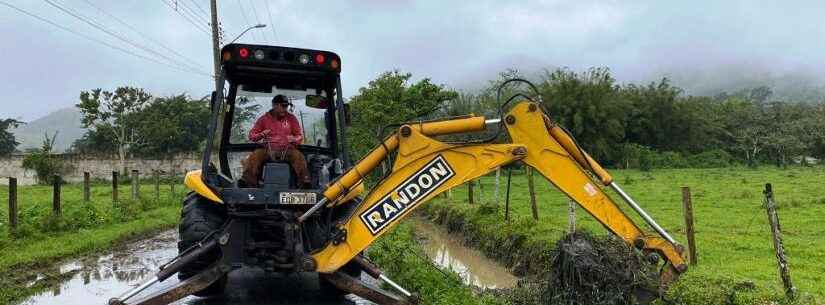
{"left": 15, "top": 220, "right": 520, "bottom": 305}
{"left": 16, "top": 229, "right": 371, "bottom": 305}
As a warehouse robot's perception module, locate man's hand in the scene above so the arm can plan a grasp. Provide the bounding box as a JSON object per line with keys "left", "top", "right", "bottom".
{"left": 252, "top": 129, "right": 272, "bottom": 143}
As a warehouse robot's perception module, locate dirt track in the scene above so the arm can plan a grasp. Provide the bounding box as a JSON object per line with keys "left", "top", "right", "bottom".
{"left": 18, "top": 230, "right": 370, "bottom": 305}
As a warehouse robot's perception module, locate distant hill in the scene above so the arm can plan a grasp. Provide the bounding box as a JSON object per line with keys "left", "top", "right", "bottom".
{"left": 12, "top": 107, "right": 85, "bottom": 153}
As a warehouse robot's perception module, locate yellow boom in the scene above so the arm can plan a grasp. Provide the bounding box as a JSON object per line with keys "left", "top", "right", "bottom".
{"left": 311, "top": 101, "right": 687, "bottom": 285}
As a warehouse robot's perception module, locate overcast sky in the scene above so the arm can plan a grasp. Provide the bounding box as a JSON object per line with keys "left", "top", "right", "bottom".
{"left": 2, "top": 0, "right": 825, "bottom": 121}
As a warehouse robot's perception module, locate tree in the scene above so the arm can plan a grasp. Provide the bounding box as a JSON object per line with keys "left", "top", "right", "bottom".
{"left": 0, "top": 118, "right": 23, "bottom": 156}
{"left": 131, "top": 94, "right": 211, "bottom": 157}
{"left": 347, "top": 70, "right": 458, "bottom": 160}
{"left": 70, "top": 125, "right": 117, "bottom": 155}
{"left": 763, "top": 101, "right": 807, "bottom": 168}
{"left": 539, "top": 67, "right": 628, "bottom": 163}
{"left": 76, "top": 87, "right": 151, "bottom": 174}
{"left": 720, "top": 97, "right": 768, "bottom": 167}
{"left": 230, "top": 96, "right": 262, "bottom": 143}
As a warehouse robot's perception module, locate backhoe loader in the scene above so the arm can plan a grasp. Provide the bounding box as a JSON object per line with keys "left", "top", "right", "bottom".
{"left": 109, "top": 44, "right": 687, "bottom": 305}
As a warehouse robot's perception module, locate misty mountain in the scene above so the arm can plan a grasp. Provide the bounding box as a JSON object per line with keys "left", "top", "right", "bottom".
{"left": 12, "top": 107, "right": 85, "bottom": 153}
{"left": 655, "top": 64, "right": 825, "bottom": 103}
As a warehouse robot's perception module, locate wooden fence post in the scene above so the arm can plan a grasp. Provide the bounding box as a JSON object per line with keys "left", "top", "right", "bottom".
{"left": 494, "top": 167, "right": 501, "bottom": 204}
{"left": 8, "top": 177, "right": 17, "bottom": 232}
{"left": 83, "top": 172, "right": 90, "bottom": 202}
{"left": 763, "top": 183, "right": 796, "bottom": 300}
{"left": 477, "top": 178, "right": 484, "bottom": 203}
{"left": 681, "top": 186, "right": 697, "bottom": 266}
{"left": 170, "top": 170, "right": 175, "bottom": 195}
{"left": 112, "top": 171, "right": 119, "bottom": 203}
{"left": 52, "top": 175, "right": 61, "bottom": 216}
{"left": 154, "top": 170, "right": 160, "bottom": 200}
{"left": 131, "top": 170, "right": 139, "bottom": 200}
{"left": 568, "top": 200, "right": 576, "bottom": 233}
{"left": 467, "top": 180, "right": 474, "bottom": 205}
{"left": 505, "top": 167, "right": 512, "bottom": 221}
{"left": 527, "top": 167, "right": 539, "bottom": 221}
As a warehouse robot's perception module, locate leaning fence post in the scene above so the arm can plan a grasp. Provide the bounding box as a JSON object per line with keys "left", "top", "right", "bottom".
{"left": 763, "top": 183, "right": 796, "bottom": 300}
{"left": 467, "top": 180, "right": 475, "bottom": 205}
{"left": 83, "top": 172, "right": 90, "bottom": 202}
{"left": 567, "top": 200, "right": 576, "bottom": 233}
{"left": 131, "top": 169, "right": 139, "bottom": 200}
{"left": 8, "top": 177, "right": 17, "bottom": 232}
{"left": 112, "top": 171, "right": 119, "bottom": 203}
{"left": 527, "top": 167, "right": 539, "bottom": 221}
{"left": 53, "top": 175, "right": 61, "bottom": 216}
{"left": 682, "top": 186, "right": 697, "bottom": 266}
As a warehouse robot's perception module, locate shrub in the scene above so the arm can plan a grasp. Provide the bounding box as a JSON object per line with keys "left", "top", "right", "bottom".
{"left": 21, "top": 152, "right": 72, "bottom": 184}
{"left": 686, "top": 149, "right": 734, "bottom": 168}
{"left": 652, "top": 151, "right": 688, "bottom": 168}
{"left": 20, "top": 132, "right": 72, "bottom": 184}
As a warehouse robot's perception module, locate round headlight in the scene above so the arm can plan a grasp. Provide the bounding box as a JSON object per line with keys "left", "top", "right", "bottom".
{"left": 254, "top": 50, "right": 265, "bottom": 60}
{"left": 298, "top": 54, "right": 310, "bottom": 64}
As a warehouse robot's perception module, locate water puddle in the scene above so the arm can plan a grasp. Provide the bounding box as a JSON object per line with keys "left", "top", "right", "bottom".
{"left": 411, "top": 218, "right": 519, "bottom": 289}
{"left": 15, "top": 218, "right": 513, "bottom": 304}
{"left": 18, "top": 230, "right": 180, "bottom": 305}
{"left": 16, "top": 229, "right": 373, "bottom": 305}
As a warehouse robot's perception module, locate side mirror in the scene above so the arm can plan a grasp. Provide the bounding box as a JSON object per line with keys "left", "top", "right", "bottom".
{"left": 305, "top": 95, "right": 329, "bottom": 109}
{"left": 343, "top": 104, "right": 352, "bottom": 126}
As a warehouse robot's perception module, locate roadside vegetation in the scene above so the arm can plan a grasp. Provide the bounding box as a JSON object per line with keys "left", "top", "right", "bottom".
{"left": 422, "top": 166, "right": 824, "bottom": 304}
{"left": 0, "top": 182, "right": 182, "bottom": 304}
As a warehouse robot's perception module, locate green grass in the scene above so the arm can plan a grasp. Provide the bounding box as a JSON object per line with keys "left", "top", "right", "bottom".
{"left": 425, "top": 166, "right": 825, "bottom": 304}
{"left": 0, "top": 182, "right": 184, "bottom": 304}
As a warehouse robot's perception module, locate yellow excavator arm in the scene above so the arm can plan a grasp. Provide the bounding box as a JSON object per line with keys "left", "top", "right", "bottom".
{"left": 309, "top": 100, "right": 687, "bottom": 286}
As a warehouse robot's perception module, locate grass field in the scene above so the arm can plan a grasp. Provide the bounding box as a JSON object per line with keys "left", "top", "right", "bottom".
{"left": 0, "top": 182, "right": 183, "bottom": 304}
{"left": 426, "top": 166, "right": 825, "bottom": 304}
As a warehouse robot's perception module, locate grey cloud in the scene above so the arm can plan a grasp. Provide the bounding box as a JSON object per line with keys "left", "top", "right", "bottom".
{"left": 3, "top": 0, "right": 825, "bottom": 121}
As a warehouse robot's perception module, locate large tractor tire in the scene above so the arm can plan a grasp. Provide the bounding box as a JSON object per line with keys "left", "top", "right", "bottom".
{"left": 178, "top": 192, "right": 227, "bottom": 296}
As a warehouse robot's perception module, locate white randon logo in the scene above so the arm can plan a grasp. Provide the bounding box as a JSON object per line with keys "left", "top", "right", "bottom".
{"left": 360, "top": 155, "right": 455, "bottom": 234}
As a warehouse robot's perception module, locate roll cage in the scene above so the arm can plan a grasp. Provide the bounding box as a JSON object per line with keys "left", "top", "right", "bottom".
{"left": 201, "top": 44, "right": 350, "bottom": 188}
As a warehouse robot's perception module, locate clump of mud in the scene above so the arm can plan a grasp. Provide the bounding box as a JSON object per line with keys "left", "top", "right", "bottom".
{"left": 508, "top": 231, "right": 658, "bottom": 305}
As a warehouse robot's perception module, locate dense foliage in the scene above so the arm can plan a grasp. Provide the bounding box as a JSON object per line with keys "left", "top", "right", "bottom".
{"left": 347, "top": 68, "right": 825, "bottom": 169}
{"left": 346, "top": 70, "right": 458, "bottom": 159}
{"left": 129, "top": 94, "right": 211, "bottom": 156}
{"left": 72, "top": 87, "right": 210, "bottom": 160}
{"left": 538, "top": 69, "right": 825, "bottom": 168}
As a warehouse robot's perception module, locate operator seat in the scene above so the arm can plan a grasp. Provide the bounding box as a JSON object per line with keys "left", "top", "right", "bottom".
{"left": 261, "top": 162, "right": 297, "bottom": 190}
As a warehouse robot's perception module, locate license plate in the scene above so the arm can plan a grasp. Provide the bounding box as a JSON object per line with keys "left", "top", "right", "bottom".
{"left": 279, "top": 192, "right": 317, "bottom": 205}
